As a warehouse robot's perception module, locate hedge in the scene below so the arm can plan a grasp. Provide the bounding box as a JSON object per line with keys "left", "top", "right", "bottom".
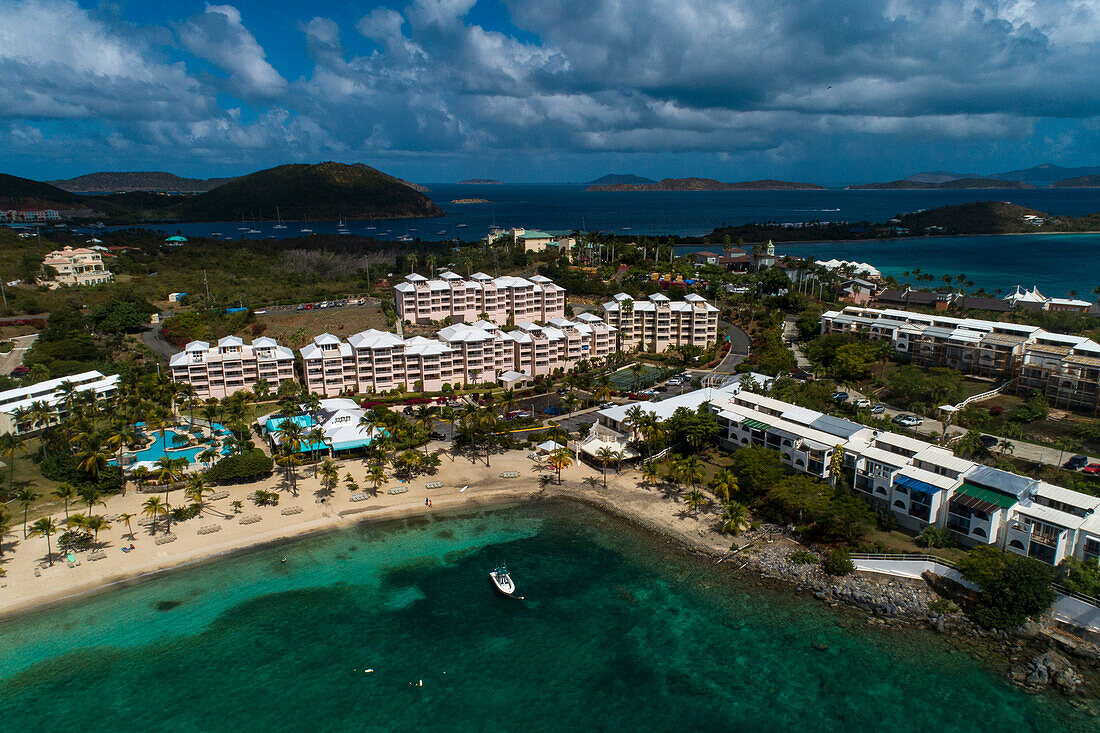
{"left": 207, "top": 450, "right": 273, "bottom": 482}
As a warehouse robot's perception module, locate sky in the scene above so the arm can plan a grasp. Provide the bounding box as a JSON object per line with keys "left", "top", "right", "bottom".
{"left": 4, "top": 0, "right": 1100, "bottom": 185}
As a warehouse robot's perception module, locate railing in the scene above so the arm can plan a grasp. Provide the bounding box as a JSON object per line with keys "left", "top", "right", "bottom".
{"left": 848, "top": 552, "right": 958, "bottom": 568}
{"left": 952, "top": 378, "right": 1017, "bottom": 410}
{"left": 1052, "top": 583, "right": 1100, "bottom": 608}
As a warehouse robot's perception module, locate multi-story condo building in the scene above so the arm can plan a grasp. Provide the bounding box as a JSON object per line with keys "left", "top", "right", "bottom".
{"left": 393, "top": 271, "right": 566, "bottom": 325}
{"left": 169, "top": 336, "right": 296, "bottom": 399}
{"left": 39, "top": 246, "right": 113, "bottom": 288}
{"left": 596, "top": 383, "right": 1100, "bottom": 565}
{"left": 601, "top": 293, "right": 719, "bottom": 352}
{"left": 821, "top": 305, "right": 1100, "bottom": 414}
{"left": 300, "top": 316, "right": 617, "bottom": 396}
{"left": 0, "top": 370, "right": 120, "bottom": 435}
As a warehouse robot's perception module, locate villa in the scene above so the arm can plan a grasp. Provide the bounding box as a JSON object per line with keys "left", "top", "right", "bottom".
{"left": 39, "top": 246, "right": 113, "bottom": 288}
{"left": 0, "top": 370, "right": 120, "bottom": 435}
{"left": 600, "top": 293, "right": 719, "bottom": 352}
{"left": 821, "top": 305, "right": 1100, "bottom": 414}
{"left": 595, "top": 383, "right": 1100, "bottom": 565}
{"left": 394, "top": 271, "right": 566, "bottom": 325}
{"left": 170, "top": 336, "right": 296, "bottom": 399}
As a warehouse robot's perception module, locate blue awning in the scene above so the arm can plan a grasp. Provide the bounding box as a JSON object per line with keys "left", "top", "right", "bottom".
{"left": 894, "top": 474, "right": 940, "bottom": 497}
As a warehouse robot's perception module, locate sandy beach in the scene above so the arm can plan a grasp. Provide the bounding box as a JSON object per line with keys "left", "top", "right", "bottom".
{"left": 1, "top": 445, "right": 741, "bottom": 619}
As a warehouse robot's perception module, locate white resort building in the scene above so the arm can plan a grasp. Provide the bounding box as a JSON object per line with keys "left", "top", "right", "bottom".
{"left": 169, "top": 336, "right": 296, "bottom": 399}
{"left": 601, "top": 293, "right": 719, "bottom": 352}
{"left": 0, "top": 370, "right": 120, "bottom": 435}
{"left": 595, "top": 382, "right": 1100, "bottom": 566}
{"left": 394, "top": 271, "right": 566, "bottom": 325}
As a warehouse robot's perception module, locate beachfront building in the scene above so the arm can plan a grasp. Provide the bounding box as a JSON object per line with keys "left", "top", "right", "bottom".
{"left": 393, "top": 271, "right": 566, "bottom": 325}
{"left": 300, "top": 316, "right": 617, "bottom": 396}
{"left": 0, "top": 370, "right": 120, "bottom": 435}
{"left": 259, "top": 398, "right": 382, "bottom": 457}
{"left": 1005, "top": 286, "right": 1093, "bottom": 313}
{"left": 821, "top": 305, "right": 1100, "bottom": 414}
{"left": 169, "top": 336, "right": 296, "bottom": 399}
{"left": 594, "top": 382, "right": 1100, "bottom": 564}
{"left": 38, "top": 246, "right": 113, "bottom": 288}
{"left": 600, "top": 293, "right": 719, "bottom": 352}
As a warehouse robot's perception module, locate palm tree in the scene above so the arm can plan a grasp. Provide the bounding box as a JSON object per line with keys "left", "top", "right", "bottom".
{"left": 153, "top": 455, "right": 188, "bottom": 503}
{"left": 0, "top": 508, "right": 12, "bottom": 558}
{"left": 83, "top": 514, "right": 111, "bottom": 543}
{"left": 15, "top": 486, "right": 39, "bottom": 538}
{"left": 318, "top": 459, "right": 339, "bottom": 495}
{"left": 709, "top": 468, "right": 737, "bottom": 503}
{"left": 307, "top": 427, "right": 328, "bottom": 475}
{"left": 367, "top": 465, "right": 388, "bottom": 496}
{"left": 684, "top": 488, "right": 708, "bottom": 517}
{"left": 478, "top": 412, "right": 499, "bottom": 467}
{"left": 76, "top": 432, "right": 111, "bottom": 482}
{"left": 0, "top": 431, "right": 23, "bottom": 495}
{"left": 143, "top": 496, "right": 166, "bottom": 534}
{"left": 106, "top": 423, "right": 142, "bottom": 494}
{"left": 51, "top": 483, "right": 78, "bottom": 519}
{"left": 630, "top": 362, "right": 645, "bottom": 390}
{"left": 719, "top": 500, "right": 749, "bottom": 534}
{"left": 642, "top": 462, "right": 660, "bottom": 486}
{"left": 118, "top": 512, "right": 136, "bottom": 540}
{"left": 413, "top": 407, "right": 434, "bottom": 455}
{"left": 276, "top": 447, "right": 302, "bottom": 495}
{"left": 677, "top": 455, "right": 705, "bottom": 492}
{"left": 78, "top": 485, "right": 106, "bottom": 515}
{"left": 28, "top": 516, "right": 58, "bottom": 566}
{"left": 548, "top": 447, "right": 573, "bottom": 485}
{"left": 185, "top": 475, "right": 209, "bottom": 515}
{"left": 999, "top": 440, "right": 1015, "bottom": 456}
{"left": 595, "top": 446, "right": 617, "bottom": 488}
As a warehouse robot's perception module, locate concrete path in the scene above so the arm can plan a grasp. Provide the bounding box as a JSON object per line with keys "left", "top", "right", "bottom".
{"left": 0, "top": 334, "right": 37, "bottom": 375}
{"left": 782, "top": 317, "right": 813, "bottom": 371}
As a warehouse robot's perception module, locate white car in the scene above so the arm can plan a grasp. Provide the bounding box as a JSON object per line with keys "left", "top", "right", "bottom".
{"left": 855, "top": 398, "right": 872, "bottom": 408}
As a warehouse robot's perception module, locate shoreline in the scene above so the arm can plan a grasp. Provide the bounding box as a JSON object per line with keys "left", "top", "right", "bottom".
{"left": 1, "top": 453, "right": 1097, "bottom": 699}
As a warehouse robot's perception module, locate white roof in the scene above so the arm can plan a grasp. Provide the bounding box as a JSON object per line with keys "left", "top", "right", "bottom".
{"left": 348, "top": 329, "right": 406, "bottom": 349}
{"left": 913, "top": 446, "right": 976, "bottom": 474}
{"left": 895, "top": 465, "right": 960, "bottom": 491}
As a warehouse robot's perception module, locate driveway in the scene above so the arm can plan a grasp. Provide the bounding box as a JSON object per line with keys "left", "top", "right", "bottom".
{"left": 140, "top": 323, "right": 181, "bottom": 363}
{"left": 713, "top": 321, "right": 750, "bottom": 373}
{"left": 0, "top": 334, "right": 37, "bottom": 375}
{"left": 781, "top": 318, "right": 813, "bottom": 371}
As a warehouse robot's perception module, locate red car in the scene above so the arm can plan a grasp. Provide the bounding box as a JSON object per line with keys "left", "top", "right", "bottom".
{"left": 1082, "top": 463, "right": 1100, "bottom": 475}
{"left": 11, "top": 365, "right": 29, "bottom": 376}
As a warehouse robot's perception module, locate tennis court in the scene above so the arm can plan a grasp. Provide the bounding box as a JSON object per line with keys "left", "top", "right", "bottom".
{"left": 608, "top": 363, "right": 667, "bottom": 390}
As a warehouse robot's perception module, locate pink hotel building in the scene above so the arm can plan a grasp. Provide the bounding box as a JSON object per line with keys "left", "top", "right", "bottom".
{"left": 169, "top": 336, "right": 296, "bottom": 399}
{"left": 300, "top": 316, "right": 616, "bottom": 395}
{"left": 394, "top": 272, "right": 566, "bottom": 325}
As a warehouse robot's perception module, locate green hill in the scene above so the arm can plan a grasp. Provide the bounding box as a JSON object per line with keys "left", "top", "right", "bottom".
{"left": 897, "top": 201, "right": 1049, "bottom": 234}
{"left": 1050, "top": 175, "right": 1100, "bottom": 188}
{"left": 0, "top": 173, "right": 87, "bottom": 209}
{"left": 177, "top": 162, "right": 443, "bottom": 221}
{"left": 49, "top": 171, "right": 233, "bottom": 193}
{"left": 848, "top": 177, "right": 1033, "bottom": 190}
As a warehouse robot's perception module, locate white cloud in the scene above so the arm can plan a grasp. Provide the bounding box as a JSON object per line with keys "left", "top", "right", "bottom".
{"left": 178, "top": 4, "right": 287, "bottom": 100}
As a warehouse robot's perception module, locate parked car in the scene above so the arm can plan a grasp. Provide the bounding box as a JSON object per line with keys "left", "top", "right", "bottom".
{"left": 831, "top": 391, "right": 849, "bottom": 403}
{"left": 854, "top": 398, "right": 871, "bottom": 408}
{"left": 599, "top": 402, "right": 614, "bottom": 409}
{"left": 1083, "top": 463, "right": 1100, "bottom": 475}
{"left": 870, "top": 404, "right": 886, "bottom": 415}
{"left": 430, "top": 431, "right": 447, "bottom": 441}
{"left": 892, "top": 414, "right": 922, "bottom": 428}
{"left": 978, "top": 434, "right": 1000, "bottom": 450}
{"left": 1065, "top": 454, "right": 1090, "bottom": 470}
{"left": 11, "top": 365, "right": 29, "bottom": 376}
{"left": 654, "top": 386, "right": 668, "bottom": 392}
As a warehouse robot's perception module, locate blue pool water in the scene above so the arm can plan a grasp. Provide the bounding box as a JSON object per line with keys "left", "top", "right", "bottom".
{"left": 112, "top": 423, "right": 234, "bottom": 466}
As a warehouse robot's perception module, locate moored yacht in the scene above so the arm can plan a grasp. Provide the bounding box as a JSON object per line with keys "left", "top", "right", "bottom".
{"left": 489, "top": 565, "right": 516, "bottom": 597}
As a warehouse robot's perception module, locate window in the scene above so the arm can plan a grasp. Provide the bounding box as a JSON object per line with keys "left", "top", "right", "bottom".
{"left": 893, "top": 500, "right": 905, "bottom": 509}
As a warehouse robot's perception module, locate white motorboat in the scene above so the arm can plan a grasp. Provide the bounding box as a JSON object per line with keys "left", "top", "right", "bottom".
{"left": 490, "top": 565, "right": 516, "bottom": 597}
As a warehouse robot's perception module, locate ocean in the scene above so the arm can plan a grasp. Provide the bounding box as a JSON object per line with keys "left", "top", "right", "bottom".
{"left": 0, "top": 501, "right": 1087, "bottom": 731}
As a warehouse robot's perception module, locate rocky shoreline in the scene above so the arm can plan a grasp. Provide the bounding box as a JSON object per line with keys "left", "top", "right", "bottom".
{"left": 548, "top": 487, "right": 1100, "bottom": 704}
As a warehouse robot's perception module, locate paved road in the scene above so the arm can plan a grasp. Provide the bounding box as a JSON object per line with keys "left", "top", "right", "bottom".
{"left": 714, "top": 321, "right": 750, "bottom": 373}
{"left": 140, "top": 323, "right": 181, "bottom": 364}
{"left": 0, "top": 334, "right": 37, "bottom": 375}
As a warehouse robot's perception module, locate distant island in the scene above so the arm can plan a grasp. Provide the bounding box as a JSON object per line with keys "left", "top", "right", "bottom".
{"left": 451, "top": 198, "right": 491, "bottom": 204}
{"left": 586, "top": 177, "right": 826, "bottom": 192}
{"left": 847, "top": 177, "right": 1034, "bottom": 190}
{"left": 1, "top": 161, "right": 443, "bottom": 223}
{"left": 49, "top": 171, "right": 233, "bottom": 193}
{"left": 458, "top": 179, "right": 502, "bottom": 185}
{"left": 589, "top": 174, "right": 656, "bottom": 185}
{"left": 1050, "top": 175, "right": 1100, "bottom": 188}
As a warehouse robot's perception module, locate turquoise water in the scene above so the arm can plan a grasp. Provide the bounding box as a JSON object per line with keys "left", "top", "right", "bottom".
{"left": 770, "top": 233, "right": 1100, "bottom": 298}
{"left": 0, "top": 502, "right": 1088, "bottom": 731}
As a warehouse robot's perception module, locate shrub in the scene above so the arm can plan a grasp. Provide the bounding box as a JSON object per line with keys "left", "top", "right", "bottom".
{"left": 929, "top": 598, "right": 959, "bottom": 615}
{"left": 252, "top": 489, "right": 280, "bottom": 506}
{"left": 915, "top": 527, "right": 956, "bottom": 549}
{"left": 958, "top": 545, "right": 1054, "bottom": 628}
{"left": 822, "top": 548, "right": 854, "bottom": 576}
{"left": 790, "top": 550, "right": 818, "bottom": 565}
{"left": 207, "top": 450, "right": 273, "bottom": 482}
{"left": 1055, "top": 557, "right": 1100, "bottom": 597}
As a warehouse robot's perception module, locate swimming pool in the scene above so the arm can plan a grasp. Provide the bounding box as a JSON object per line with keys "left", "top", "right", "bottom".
{"left": 112, "top": 425, "right": 233, "bottom": 467}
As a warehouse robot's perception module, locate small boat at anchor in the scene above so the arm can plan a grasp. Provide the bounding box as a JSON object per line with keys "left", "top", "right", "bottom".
{"left": 489, "top": 565, "right": 516, "bottom": 597}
